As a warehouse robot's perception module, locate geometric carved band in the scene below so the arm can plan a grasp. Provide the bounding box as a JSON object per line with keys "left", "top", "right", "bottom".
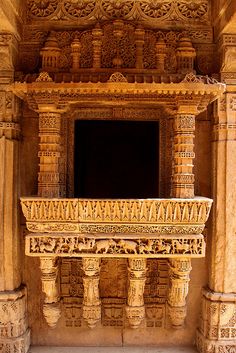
{"left": 20, "top": 198, "right": 213, "bottom": 224}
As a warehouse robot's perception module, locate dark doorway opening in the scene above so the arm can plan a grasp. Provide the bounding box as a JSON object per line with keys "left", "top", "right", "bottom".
{"left": 74, "top": 120, "right": 159, "bottom": 198}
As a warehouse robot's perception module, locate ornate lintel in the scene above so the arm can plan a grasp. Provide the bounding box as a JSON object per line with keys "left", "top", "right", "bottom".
{"left": 11, "top": 78, "right": 225, "bottom": 114}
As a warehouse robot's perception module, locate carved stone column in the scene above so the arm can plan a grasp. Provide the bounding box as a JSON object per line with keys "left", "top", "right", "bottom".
{"left": 92, "top": 25, "right": 103, "bottom": 69}
{"left": 126, "top": 258, "right": 147, "bottom": 329}
{"left": 40, "top": 257, "right": 61, "bottom": 328}
{"left": 168, "top": 258, "right": 192, "bottom": 328}
{"left": 196, "top": 91, "right": 236, "bottom": 352}
{"left": 134, "top": 27, "right": 145, "bottom": 69}
{"left": 38, "top": 111, "right": 62, "bottom": 197}
{"left": 171, "top": 107, "right": 196, "bottom": 198}
{"left": 0, "top": 32, "right": 30, "bottom": 353}
{"left": 82, "top": 258, "right": 101, "bottom": 328}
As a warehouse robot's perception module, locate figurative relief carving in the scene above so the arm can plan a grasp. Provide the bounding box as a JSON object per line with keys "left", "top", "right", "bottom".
{"left": 27, "top": 235, "right": 205, "bottom": 257}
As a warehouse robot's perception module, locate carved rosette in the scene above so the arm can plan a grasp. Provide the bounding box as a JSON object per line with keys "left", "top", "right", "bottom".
{"left": 126, "top": 258, "right": 147, "bottom": 328}
{"left": 40, "top": 257, "right": 61, "bottom": 328}
{"left": 167, "top": 258, "right": 191, "bottom": 328}
{"left": 82, "top": 258, "right": 101, "bottom": 328}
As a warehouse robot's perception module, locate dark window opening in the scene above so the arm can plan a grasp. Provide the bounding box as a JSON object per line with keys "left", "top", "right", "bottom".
{"left": 74, "top": 120, "right": 159, "bottom": 198}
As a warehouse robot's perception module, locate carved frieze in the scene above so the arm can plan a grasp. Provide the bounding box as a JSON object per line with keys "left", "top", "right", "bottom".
{"left": 25, "top": 234, "right": 206, "bottom": 258}
{"left": 26, "top": 0, "right": 210, "bottom": 26}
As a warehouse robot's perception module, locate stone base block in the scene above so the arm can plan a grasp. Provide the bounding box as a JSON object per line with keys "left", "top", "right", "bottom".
{"left": 196, "top": 288, "right": 236, "bottom": 353}
{"left": 196, "top": 330, "right": 236, "bottom": 353}
{"left": 0, "top": 286, "right": 30, "bottom": 353}
{"left": 0, "top": 328, "right": 30, "bottom": 353}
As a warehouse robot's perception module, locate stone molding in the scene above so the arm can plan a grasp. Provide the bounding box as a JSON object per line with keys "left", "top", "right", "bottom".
{"left": 21, "top": 197, "right": 212, "bottom": 224}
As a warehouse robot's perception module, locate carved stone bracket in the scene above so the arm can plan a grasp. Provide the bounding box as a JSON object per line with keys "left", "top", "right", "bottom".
{"left": 196, "top": 288, "right": 236, "bottom": 353}
{"left": 82, "top": 258, "right": 101, "bottom": 328}
{"left": 39, "top": 257, "right": 61, "bottom": 328}
{"left": 126, "top": 258, "right": 147, "bottom": 328}
{"left": 167, "top": 258, "right": 192, "bottom": 328}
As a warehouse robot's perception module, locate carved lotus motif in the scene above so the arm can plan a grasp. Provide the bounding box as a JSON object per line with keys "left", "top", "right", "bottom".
{"left": 101, "top": 0, "right": 134, "bottom": 18}
{"left": 177, "top": 1, "right": 208, "bottom": 19}
{"left": 63, "top": 0, "right": 96, "bottom": 18}
{"left": 28, "top": 0, "right": 58, "bottom": 17}
{"left": 140, "top": 1, "right": 172, "bottom": 18}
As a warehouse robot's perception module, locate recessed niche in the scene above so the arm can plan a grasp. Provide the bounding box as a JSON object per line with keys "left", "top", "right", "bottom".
{"left": 74, "top": 120, "right": 159, "bottom": 198}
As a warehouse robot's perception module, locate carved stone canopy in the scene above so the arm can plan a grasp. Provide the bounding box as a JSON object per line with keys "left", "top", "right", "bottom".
{"left": 12, "top": 72, "right": 225, "bottom": 115}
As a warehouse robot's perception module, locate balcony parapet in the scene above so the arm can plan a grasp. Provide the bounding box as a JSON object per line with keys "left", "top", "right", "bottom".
{"left": 21, "top": 197, "right": 212, "bottom": 258}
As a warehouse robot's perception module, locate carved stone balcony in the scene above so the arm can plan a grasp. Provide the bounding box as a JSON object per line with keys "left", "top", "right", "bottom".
{"left": 21, "top": 197, "right": 212, "bottom": 258}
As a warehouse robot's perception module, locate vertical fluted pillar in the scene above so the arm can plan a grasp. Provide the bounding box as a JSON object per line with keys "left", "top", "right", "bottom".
{"left": 168, "top": 258, "right": 192, "bottom": 328}
{"left": 135, "top": 27, "right": 145, "bottom": 69}
{"left": 82, "top": 258, "right": 101, "bottom": 328}
{"left": 92, "top": 25, "right": 103, "bottom": 69}
{"left": 38, "top": 111, "right": 61, "bottom": 197}
{"left": 172, "top": 110, "right": 196, "bottom": 198}
{"left": 126, "top": 258, "right": 147, "bottom": 328}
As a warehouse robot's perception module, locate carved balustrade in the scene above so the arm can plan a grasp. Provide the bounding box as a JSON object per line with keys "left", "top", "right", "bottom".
{"left": 21, "top": 197, "right": 212, "bottom": 328}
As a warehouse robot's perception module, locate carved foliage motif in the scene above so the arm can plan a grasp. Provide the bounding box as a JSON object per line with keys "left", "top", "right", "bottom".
{"left": 26, "top": 0, "right": 210, "bottom": 23}
{"left": 62, "top": 0, "right": 96, "bottom": 19}
{"left": 28, "top": 0, "right": 59, "bottom": 18}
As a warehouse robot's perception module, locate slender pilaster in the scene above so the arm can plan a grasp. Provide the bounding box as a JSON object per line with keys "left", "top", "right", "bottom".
{"left": 38, "top": 111, "right": 62, "bottom": 197}
{"left": 126, "top": 258, "right": 147, "bottom": 329}
{"left": 82, "top": 258, "right": 101, "bottom": 328}
{"left": 40, "top": 257, "right": 61, "bottom": 328}
{"left": 167, "top": 258, "right": 192, "bottom": 328}
{"left": 172, "top": 107, "right": 196, "bottom": 198}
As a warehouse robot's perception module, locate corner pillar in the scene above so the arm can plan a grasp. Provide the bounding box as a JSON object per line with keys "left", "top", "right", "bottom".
{"left": 0, "top": 32, "right": 30, "bottom": 352}
{"left": 196, "top": 91, "right": 236, "bottom": 352}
